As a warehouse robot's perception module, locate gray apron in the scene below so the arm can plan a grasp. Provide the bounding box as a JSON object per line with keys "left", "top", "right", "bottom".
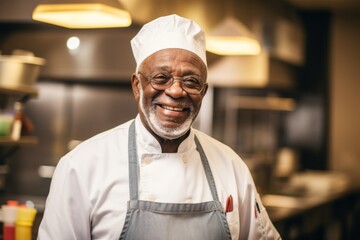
{"left": 119, "top": 121, "right": 232, "bottom": 240}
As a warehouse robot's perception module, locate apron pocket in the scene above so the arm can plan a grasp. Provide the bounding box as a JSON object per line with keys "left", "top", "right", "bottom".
{"left": 226, "top": 209, "right": 239, "bottom": 240}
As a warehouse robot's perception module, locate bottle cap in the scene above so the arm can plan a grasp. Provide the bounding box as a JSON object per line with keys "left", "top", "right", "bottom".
{"left": 7, "top": 200, "right": 19, "bottom": 206}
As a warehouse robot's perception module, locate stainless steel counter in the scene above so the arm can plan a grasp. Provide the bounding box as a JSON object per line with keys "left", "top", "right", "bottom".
{"left": 263, "top": 187, "right": 360, "bottom": 239}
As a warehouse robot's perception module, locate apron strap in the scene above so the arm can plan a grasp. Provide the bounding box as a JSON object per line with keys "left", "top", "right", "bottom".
{"left": 194, "top": 136, "right": 219, "bottom": 201}
{"left": 128, "top": 121, "right": 138, "bottom": 200}
{"left": 128, "top": 120, "right": 219, "bottom": 202}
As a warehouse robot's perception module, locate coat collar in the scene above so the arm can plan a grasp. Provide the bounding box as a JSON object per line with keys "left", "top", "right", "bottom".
{"left": 134, "top": 115, "right": 195, "bottom": 154}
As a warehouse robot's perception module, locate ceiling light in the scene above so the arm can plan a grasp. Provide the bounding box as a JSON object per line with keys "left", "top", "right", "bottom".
{"left": 32, "top": 0, "right": 132, "bottom": 29}
{"left": 66, "top": 36, "right": 80, "bottom": 50}
{"left": 206, "top": 17, "right": 261, "bottom": 55}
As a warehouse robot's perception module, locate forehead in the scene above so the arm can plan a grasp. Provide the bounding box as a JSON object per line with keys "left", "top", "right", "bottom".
{"left": 141, "top": 48, "right": 207, "bottom": 73}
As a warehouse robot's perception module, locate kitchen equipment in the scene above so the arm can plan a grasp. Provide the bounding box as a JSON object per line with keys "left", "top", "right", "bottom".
{"left": 274, "top": 147, "right": 299, "bottom": 180}
{"left": 0, "top": 51, "right": 45, "bottom": 89}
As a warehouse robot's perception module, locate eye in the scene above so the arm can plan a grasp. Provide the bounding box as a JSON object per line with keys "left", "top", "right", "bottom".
{"left": 152, "top": 73, "right": 172, "bottom": 84}
{"left": 182, "top": 76, "right": 202, "bottom": 89}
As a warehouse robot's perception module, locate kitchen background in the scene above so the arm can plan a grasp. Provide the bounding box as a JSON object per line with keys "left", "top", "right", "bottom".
{"left": 0, "top": 0, "right": 359, "bottom": 239}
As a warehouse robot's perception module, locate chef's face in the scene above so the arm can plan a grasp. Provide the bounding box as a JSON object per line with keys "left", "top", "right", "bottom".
{"left": 132, "top": 48, "right": 208, "bottom": 140}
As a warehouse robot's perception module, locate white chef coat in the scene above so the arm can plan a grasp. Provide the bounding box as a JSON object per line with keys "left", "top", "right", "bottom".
{"left": 38, "top": 115, "right": 280, "bottom": 240}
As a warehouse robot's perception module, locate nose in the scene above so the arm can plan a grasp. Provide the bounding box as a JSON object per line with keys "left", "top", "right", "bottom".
{"left": 165, "top": 78, "right": 186, "bottom": 98}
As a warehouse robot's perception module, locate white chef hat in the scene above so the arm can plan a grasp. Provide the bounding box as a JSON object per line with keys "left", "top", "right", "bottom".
{"left": 131, "top": 14, "right": 207, "bottom": 70}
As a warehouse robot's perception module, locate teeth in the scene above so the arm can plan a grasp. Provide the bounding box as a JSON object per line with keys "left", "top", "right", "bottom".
{"left": 162, "top": 105, "right": 183, "bottom": 112}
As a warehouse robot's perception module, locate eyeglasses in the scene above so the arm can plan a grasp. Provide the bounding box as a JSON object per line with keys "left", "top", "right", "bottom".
{"left": 137, "top": 72, "right": 207, "bottom": 95}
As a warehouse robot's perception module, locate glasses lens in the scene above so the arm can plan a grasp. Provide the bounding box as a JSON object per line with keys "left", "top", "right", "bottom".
{"left": 139, "top": 72, "right": 204, "bottom": 94}
{"left": 150, "top": 73, "right": 172, "bottom": 91}
{"left": 181, "top": 76, "right": 203, "bottom": 94}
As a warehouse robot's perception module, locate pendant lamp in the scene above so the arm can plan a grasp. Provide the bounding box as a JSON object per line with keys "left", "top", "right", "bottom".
{"left": 206, "top": 17, "right": 261, "bottom": 55}
{"left": 32, "top": 0, "right": 132, "bottom": 29}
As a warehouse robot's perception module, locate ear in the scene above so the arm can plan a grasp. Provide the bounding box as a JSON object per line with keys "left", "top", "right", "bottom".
{"left": 201, "top": 83, "right": 208, "bottom": 97}
{"left": 131, "top": 73, "right": 140, "bottom": 102}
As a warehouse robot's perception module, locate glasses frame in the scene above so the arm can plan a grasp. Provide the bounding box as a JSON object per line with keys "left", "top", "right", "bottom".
{"left": 137, "top": 72, "right": 207, "bottom": 95}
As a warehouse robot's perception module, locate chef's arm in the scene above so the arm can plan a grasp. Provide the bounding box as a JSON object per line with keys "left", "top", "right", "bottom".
{"left": 37, "top": 156, "right": 92, "bottom": 240}
{"left": 239, "top": 168, "right": 281, "bottom": 240}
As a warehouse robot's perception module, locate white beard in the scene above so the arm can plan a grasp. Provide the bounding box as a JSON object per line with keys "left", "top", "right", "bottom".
{"left": 138, "top": 84, "right": 195, "bottom": 140}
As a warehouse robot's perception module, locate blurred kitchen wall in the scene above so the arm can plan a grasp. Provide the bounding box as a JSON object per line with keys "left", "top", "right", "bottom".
{"left": 5, "top": 82, "right": 138, "bottom": 196}
{"left": 329, "top": 12, "right": 360, "bottom": 188}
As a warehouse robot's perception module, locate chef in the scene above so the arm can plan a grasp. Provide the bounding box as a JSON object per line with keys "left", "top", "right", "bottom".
{"left": 38, "top": 14, "right": 280, "bottom": 240}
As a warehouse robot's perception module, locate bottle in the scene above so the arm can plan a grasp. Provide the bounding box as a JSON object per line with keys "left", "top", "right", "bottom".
{"left": 11, "top": 102, "right": 23, "bottom": 141}
{"left": 2, "top": 200, "right": 19, "bottom": 240}
{"left": 15, "top": 205, "right": 37, "bottom": 240}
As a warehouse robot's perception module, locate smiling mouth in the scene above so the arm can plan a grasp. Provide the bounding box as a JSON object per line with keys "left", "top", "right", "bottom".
{"left": 158, "top": 104, "right": 189, "bottom": 112}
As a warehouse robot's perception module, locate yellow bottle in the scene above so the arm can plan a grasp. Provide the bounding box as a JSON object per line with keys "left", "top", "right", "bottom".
{"left": 15, "top": 206, "right": 37, "bottom": 240}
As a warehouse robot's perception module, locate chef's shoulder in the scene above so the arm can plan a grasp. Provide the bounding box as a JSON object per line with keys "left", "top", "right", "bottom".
{"left": 192, "top": 128, "right": 247, "bottom": 169}
{"left": 192, "top": 129, "right": 255, "bottom": 195}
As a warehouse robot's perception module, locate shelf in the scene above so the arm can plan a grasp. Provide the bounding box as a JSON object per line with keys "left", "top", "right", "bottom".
{"left": 0, "top": 84, "right": 39, "bottom": 99}
{"left": 0, "top": 136, "right": 38, "bottom": 162}
{"left": 0, "top": 136, "right": 38, "bottom": 146}
{"left": 0, "top": 85, "right": 39, "bottom": 161}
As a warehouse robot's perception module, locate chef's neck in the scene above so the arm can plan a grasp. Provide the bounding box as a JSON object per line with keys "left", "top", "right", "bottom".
{"left": 153, "top": 130, "right": 190, "bottom": 153}
{"left": 138, "top": 115, "right": 191, "bottom": 153}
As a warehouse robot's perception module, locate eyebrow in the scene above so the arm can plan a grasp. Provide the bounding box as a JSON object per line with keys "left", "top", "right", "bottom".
{"left": 153, "top": 66, "right": 201, "bottom": 77}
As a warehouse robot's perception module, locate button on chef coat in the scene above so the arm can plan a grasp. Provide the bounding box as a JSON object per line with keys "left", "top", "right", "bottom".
{"left": 38, "top": 115, "right": 280, "bottom": 240}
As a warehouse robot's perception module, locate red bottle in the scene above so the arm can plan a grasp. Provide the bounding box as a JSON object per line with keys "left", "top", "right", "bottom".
{"left": 2, "top": 200, "right": 19, "bottom": 240}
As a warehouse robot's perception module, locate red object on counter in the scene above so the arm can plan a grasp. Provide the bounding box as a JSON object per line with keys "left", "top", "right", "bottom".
{"left": 2, "top": 200, "right": 19, "bottom": 240}
{"left": 3, "top": 225, "right": 15, "bottom": 240}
